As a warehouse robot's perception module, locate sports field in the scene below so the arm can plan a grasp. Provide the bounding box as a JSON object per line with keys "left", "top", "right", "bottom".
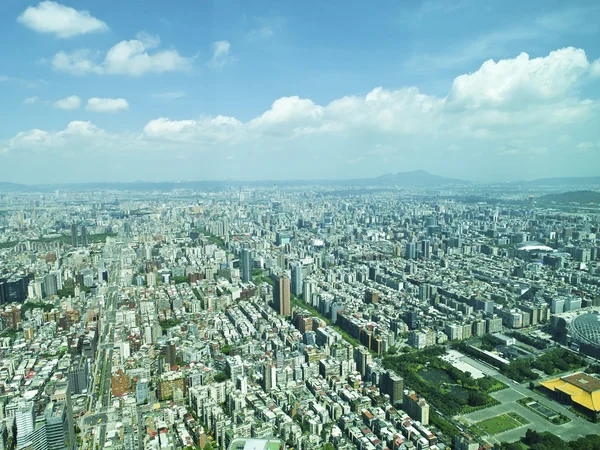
{"left": 476, "top": 412, "right": 530, "bottom": 435}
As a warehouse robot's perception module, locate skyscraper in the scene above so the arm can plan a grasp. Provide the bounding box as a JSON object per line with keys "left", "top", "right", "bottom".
{"left": 420, "top": 239, "right": 431, "bottom": 259}
{"left": 405, "top": 242, "right": 416, "bottom": 260}
{"left": 16, "top": 400, "right": 35, "bottom": 449}
{"left": 273, "top": 275, "right": 291, "bottom": 316}
{"left": 241, "top": 246, "right": 252, "bottom": 283}
{"left": 262, "top": 362, "right": 276, "bottom": 392}
{"left": 70, "top": 223, "right": 78, "bottom": 248}
{"left": 81, "top": 225, "right": 88, "bottom": 247}
{"left": 291, "top": 262, "right": 303, "bottom": 296}
{"left": 44, "top": 273, "right": 58, "bottom": 298}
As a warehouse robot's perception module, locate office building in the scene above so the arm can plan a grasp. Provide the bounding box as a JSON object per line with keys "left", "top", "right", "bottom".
{"left": 136, "top": 378, "right": 149, "bottom": 404}
{"left": 381, "top": 370, "right": 404, "bottom": 405}
{"left": 44, "top": 273, "right": 58, "bottom": 298}
{"left": 241, "top": 247, "right": 252, "bottom": 283}
{"left": 68, "top": 356, "right": 89, "bottom": 395}
{"left": 71, "top": 223, "right": 78, "bottom": 247}
{"left": 16, "top": 400, "right": 35, "bottom": 449}
{"left": 273, "top": 275, "right": 291, "bottom": 316}
{"left": 405, "top": 242, "right": 416, "bottom": 260}
{"left": 44, "top": 401, "right": 73, "bottom": 450}
{"left": 291, "top": 262, "right": 303, "bottom": 296}
{"left": 81, "top": 225, "right": 88, "bottom": 247}
{"left": 262, "top": 362, "right": 276, "bottom": 393}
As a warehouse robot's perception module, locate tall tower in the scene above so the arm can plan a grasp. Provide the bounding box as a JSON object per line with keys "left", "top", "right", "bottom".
{"left": 291, "top": 262, "right": 303, "bottom": 296}
{"left": 15, "top": 400, "right": 35, "bottom": 449}
{"left": 273, "top": 275, "right": 291, "bottom": 316}
{"left": 81, "top": 225, "right": 88, "bottom": 247}
{"left": 241, "top": 246, "right": 252, "bottom": 283}
{"left": 70, "top": 223, "right": 78, "bottom": 248}
{"left": 262, "top": 362, "right": 276, "bottom": 392}
{"left": 405, "top": 242, "right": 416, "bottom": 260}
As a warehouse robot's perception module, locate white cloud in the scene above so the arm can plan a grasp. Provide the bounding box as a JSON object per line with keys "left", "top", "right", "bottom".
{"left": 17, "top": 1, "right": 108, "bottom": 38}
{"left": 4, "top": 47, "right": 600, "bottom": 181}
{"left": 208, "top": 41, "right": 236, "bottom": 68}
{"left": 152, "top": 91, "right": 186, "bottom": 100}
{"left": 448, "top": 47, "right": 592, "bottom": 109}
{"left": 143, "top": 115, "right": 244, "bottom": 144}
{"left": 53, "top": 95, "right": 81, "bottom": 110}
{"left": 248, "top": 26, "right": 273, "bottom": 40}
{"left": 591, "top": 59, "right": 600, "bottom": 77}
{"left": 0, "top": 75, "right": 46, "bottom": 88}
{"left": 86, "top": 97, "right": 129, "bottom": 113}
{"left": 52, "top": 34, "right": 193, "bottom": 76}
{"left": 24, "top": 96, "right": 40, "bottom": 104}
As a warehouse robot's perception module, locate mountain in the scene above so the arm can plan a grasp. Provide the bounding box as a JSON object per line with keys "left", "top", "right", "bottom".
{"left": 521, "top": 176, "right": 600, "bottom": 187}
{"left": 538, "top": 190, "right": 600, "bottom": 205}
{"left": 0, "top": 182, "right": 32, "bottom": 192}
{"left": 370, "top": 170, "right": 469, "bottom": 187}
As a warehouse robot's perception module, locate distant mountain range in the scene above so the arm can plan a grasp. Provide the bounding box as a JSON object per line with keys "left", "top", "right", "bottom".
{"left": 1, "top": 171, "right": 599, "bottom": 192}
{"left": 538, "top": 190, "right": 600, "bottom": 205}
{"left": 368, "top": 169, "right": 468, "bottom": 187}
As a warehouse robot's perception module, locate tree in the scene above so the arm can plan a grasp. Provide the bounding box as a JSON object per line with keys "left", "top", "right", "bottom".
{"left": 467, "top": 391, "right": 488, "bottom": 407}
{"left": 214, "top": 372, "right": 227, "bottom": 383}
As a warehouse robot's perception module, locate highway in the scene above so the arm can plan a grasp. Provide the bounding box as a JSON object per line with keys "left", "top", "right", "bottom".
{"left": 78, "top": 271, "right": 119, "bottom": 449}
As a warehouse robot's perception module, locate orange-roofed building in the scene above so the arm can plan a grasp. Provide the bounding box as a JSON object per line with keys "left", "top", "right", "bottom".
{"left": 540, "top": 372, "right": 600, "bottom": 422}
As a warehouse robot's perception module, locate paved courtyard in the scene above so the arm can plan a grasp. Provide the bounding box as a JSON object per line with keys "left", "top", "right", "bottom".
{"left": 456, "top": 354, "right": 599, "bottom": 444}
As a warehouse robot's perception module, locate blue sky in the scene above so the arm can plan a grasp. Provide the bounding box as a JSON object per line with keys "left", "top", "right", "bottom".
{"left": 1, "top": 0, "right": 600, "bottom": 184}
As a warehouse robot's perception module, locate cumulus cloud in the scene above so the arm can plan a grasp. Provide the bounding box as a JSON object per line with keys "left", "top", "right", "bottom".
{"left": 447, "top": 47, "right": 592, "bottom": 109}
{"left": 52, "top": 34, "right": 193, "bottom": 76}
{"left": 24, "top": 96, "right": 40, "bottom": 104}
{"left": 3, "top": 47, "right": 600, "bottom": 180}
{"left": 86, "top": 97, "right": 129, "bottom": 113}
{"left": 208, "top": 41, "right": 236, "bottom": 68}
{"left": 17, "top": 1, "right": 108, "bottom": 38}
{"left": 53, "top": 95, "right": 81, "bottom": 110}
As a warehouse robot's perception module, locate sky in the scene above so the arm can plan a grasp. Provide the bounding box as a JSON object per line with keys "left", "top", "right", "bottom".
{"left": 1, "top": 0, "right": 600, "bottom": 184}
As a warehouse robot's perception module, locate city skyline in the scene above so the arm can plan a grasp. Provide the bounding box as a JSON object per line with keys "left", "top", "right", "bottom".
{"left": 1, "top": 0, "right": 600, "bottom": 184}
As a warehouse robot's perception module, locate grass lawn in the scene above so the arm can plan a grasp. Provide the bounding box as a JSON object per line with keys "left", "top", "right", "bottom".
{"left": 476, "top": 412, "right": 530, "bottom": 435}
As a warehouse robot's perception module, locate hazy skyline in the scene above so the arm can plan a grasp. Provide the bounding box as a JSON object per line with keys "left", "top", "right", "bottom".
{"left": 1, "top": 0, "right": 600, "bottom": 184}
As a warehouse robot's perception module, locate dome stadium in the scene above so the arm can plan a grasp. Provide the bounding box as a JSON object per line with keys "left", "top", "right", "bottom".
{"left": 516, "top": 241, "right": 555, "bottom": 252}
{"left": 569, "top": 313, "right": 600, "bottom": 347}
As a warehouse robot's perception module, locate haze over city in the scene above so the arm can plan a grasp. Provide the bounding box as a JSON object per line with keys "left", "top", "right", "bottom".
{"left": 1, "top": 0, "right": 600, "bottom": 184}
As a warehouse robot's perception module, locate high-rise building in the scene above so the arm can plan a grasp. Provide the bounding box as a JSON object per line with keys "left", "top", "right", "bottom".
{"left": 70, "top": 223, "right": 78, "bottom": 248}
{"left": 420, "top": 240, "right": 431, "bottom": 259}
{"left": 68, "top": 356, "right": 89, "bottom": 395}
{"left": 273, "top": 275, "right": 291, "bottom": 316}
{"left": 136, "top": 378, "right": 149, "bottom": 404}
{"left": 353, "top": 346, "right": 372, "bottom": 376}
{"left": 302, "top": 279, "right": 315, "bottom": 305}
{"left": 241, "top": 247, "right": 252, "bottom": 283}
{"left": 166, "top": 341, "right": 177, "bottom": 368}
{"left": 262, "top": 362, "right": 276, "bottom": 392}
{"left": 405, "top": 242, "right": 416, "bottom": 260}
{"left": 44, "top": 273, "right": 58, "bottom": 298}
{"left": 44, "top": 401, "right": 73, "bottom": 450}
{"left": 403, "top": 391, "right": 430, "bottom": 425}
{"left": 81, "top": 225, "right": 88, "bottom": 247}
{"left": 381, "top": 370, "right": 404, "bottom": 405}
{"left": 291, "top": 262, "right": 303, "bottom": 296}
{"left": 51, "top": 381, "right": 75, "bottom": 450}
{"left": 16, "top": 400, "right": 35, "bottom": 449}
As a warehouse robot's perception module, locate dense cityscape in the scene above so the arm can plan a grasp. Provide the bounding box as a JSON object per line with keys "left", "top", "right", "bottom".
{"left": 0, "top": 179, "right": 600, "bottom": 450}
{"left": 2, "top": 1, "right": 600, "bottom": 450}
